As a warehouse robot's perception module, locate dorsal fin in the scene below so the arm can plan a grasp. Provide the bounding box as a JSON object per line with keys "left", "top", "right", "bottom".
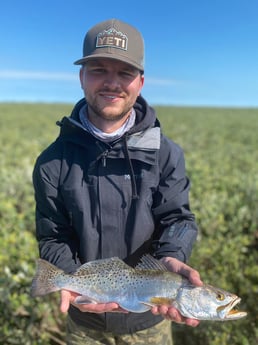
{"left": 135, "top": 255, "right": 168, "bottom": 271}
{"left": 74, "top": 257, "right": 130, "bottom": 276}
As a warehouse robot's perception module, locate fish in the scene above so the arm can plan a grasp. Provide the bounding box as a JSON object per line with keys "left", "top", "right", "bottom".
{"left": 30, "top": 255, "right": 247, "bottom": 321}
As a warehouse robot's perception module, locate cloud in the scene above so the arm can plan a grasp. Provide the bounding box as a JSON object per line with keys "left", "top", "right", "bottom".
{"left": 145, "top": 77, "right": 188, "bottom": 86}
{"left": 0, "top": 70, "right": 186, "bottom": 86}
{"left": 0, "top": 70, "right": 78, "bottom": 81}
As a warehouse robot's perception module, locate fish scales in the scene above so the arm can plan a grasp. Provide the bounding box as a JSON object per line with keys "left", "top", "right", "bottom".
{"left": 55, "top": 264, "right": 180, "bottom": 310}
{"left": 30, "top": 255, "right": 247, "bottom": 320}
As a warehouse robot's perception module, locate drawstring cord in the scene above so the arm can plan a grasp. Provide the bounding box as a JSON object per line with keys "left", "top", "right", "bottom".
{"left": 123, "top": 135, "right": 139, "bottom": 200}
{"left": 96, "top": 137, "right": 139, "bottom": 200}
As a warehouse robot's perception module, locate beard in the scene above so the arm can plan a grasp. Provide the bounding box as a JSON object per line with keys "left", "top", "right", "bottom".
{"left": 86, "top": 91, "right": 136, "bottom": 123}
{"left": 87, "top": 102, "right": 132, "bottom": 122}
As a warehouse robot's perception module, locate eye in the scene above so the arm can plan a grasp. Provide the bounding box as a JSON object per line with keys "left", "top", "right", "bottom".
{"left": 119, "top": 71, "right": 134, "bottom": 79}
{"left": 90, "top": 68, "right": 106, "bottom": 74}
{"left": 216, "top": 292, "right": 225, "bottom": 301}
{"left": 120, "top": 69, "right": 139, "bottom": 78}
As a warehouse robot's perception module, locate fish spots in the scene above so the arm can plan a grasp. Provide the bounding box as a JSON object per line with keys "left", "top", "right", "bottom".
{"left": 31, "top": 257, "right": 247, "bottom": 320}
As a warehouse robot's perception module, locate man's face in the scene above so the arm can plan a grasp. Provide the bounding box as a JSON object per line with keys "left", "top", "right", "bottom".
{"left": 80, "top": 58, "right": 144, "bottom": 125}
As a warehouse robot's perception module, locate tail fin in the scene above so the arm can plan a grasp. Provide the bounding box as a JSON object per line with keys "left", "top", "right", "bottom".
{"left": 30, "top": 259, "right": 63, "bottom": 297}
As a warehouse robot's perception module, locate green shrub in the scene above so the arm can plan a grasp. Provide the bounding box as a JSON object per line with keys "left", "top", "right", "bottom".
{"left": 0, "top": 104, "right": 257, "bottom": 344}
{"left": 156, "top": 107, "right": 258, "bottom": 345}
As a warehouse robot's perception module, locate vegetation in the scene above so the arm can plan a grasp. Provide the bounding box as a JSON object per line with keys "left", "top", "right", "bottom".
{"left": 0, "top": 103, "right": 257, "bottom": 344}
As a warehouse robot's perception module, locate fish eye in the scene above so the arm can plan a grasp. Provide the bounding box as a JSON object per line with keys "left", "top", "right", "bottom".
{"left": 216, "top": 292, "right": 225, "bottom": 301}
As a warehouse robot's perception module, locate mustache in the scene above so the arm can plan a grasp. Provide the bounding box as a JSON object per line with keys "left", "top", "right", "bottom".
{"left": 99, "top": 86, "right": 123, "bottom": 93}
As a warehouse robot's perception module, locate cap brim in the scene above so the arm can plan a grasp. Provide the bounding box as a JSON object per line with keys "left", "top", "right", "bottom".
{"left": 74, "top": 54, "right": 144, "bottom": 72}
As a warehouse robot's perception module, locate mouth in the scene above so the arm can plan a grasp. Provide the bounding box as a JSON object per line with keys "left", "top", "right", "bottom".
{"left": 217, "top": 297, "right": 247, "bottom": 320}
{"left": 104, "top": 95, "right": 117, "bottom": 99}
{"left": 99, "top": 92, "right": 122, "bottom": 102}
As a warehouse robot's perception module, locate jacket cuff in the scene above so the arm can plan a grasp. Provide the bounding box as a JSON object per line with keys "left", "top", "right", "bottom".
{"left": 152, "top": 222, "right": 198, "bottom": 263}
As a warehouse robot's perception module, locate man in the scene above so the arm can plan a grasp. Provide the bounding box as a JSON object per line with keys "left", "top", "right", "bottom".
{"left": 33, "top": 18, "right": 202, "bottom": 345}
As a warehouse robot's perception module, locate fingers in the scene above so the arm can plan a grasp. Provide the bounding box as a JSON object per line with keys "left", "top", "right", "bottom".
{"left": 151, "top": 305, "right": 200, "bottom": 327}
{"left": 185, "top": 318, "right": 200, "bottom": 327}
{"left": 60, "top": 290, "right": 127, "bottom": 314}
{"left": 160, "top": 257, "right": 203, "bottom": 287}
{"left": 73, "top": 302, "right": 128, "bottom": 313}
{"left": 153, "top": 258, "right": 202, "bottom": 327}
{"left": 188, "top": 269, "right": 203, "bottom": 287}
{"left": 60, "top": 290, "right": 72, "bottom": 313}
{"left": 179, "top": 264, "right": 203, "bottom": 287}
{"left": 73, "top": 302, "right": 122, "bottom": 313}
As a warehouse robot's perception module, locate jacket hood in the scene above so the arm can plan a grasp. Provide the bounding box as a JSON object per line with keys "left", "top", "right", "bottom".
{"left": 57, "top": 95, "right": 161, "bottom": 200}
{"left": 69, "top": 95, "right": 159, "bottom": 134}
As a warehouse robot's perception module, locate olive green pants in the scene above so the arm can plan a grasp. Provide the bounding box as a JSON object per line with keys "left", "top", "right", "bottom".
{"left": 66, "top": 316, "right": 173, "bottom": 345}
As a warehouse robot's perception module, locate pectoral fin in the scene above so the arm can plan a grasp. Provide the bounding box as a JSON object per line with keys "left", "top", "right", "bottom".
{"left": 139, "top": 297, "right": 175, "bottom": 310}
{"left": 149, "top": 297, "right": 174, "bottom": 306}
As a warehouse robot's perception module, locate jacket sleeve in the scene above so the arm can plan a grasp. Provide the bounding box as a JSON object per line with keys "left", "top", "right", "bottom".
{"left": 32, "top": 150, "right": 81, "bottom": 273}
{"left": 152, "top": 136, "right": 198, "bottom": 263}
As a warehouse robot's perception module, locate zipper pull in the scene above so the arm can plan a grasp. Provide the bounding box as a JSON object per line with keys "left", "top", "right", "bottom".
{"left": 102, "top": 151, "right": 108, "bottom": 167}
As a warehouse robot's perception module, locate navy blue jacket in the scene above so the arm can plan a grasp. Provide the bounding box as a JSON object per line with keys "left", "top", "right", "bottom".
{"left": 33, "top": 95, "right": 198, "bottom": 334}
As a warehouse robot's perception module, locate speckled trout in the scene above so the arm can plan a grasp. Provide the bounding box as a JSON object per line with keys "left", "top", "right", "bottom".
{"left": 30, "top": 255, "right": 246, "bottom": 321}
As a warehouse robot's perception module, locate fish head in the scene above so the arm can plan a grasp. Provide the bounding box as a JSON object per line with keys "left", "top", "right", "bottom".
{"left": 176, "top": 284, "right": 247, "bottom": 320}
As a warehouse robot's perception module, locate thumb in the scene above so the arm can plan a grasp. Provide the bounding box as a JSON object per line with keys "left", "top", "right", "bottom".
{"left": 60, "top": 290, "right": 71, "bottom": 313}
{"left": 188, "top": 269, "right": 203, "bottom": 287}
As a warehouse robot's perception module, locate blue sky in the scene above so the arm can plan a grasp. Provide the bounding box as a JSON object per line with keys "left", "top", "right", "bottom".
{"left": 0, "top": 0, "right": 257, "bottom": 107}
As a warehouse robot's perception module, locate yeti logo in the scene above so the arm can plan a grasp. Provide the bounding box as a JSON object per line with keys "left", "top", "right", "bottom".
{"left": 96, "top": 28, "right": 128, "bottom": 51}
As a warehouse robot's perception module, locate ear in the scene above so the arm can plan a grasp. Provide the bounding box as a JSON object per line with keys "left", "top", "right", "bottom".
{"left": 79, "top": 67, "right": 85, "bottom": 89}
{"left": 138, "top": 74, "right": 144, "bottom": 96}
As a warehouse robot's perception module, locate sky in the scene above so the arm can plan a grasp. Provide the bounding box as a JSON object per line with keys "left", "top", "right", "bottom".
{"left": 0, "top": 0, "right": 258, "bottom": 107}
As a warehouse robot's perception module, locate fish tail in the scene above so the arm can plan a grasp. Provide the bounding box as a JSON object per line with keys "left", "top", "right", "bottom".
{"left": 30, "top": 259, "right": 63, "bottom": 297}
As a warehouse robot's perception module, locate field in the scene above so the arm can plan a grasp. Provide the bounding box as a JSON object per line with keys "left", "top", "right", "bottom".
{"left": 0, "top": 103, "right": 257, "bottom": 344}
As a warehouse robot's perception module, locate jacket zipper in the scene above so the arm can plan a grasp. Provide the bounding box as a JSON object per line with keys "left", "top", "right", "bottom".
{"left": 102, "top": 150, "right": 109, "bottom": 167}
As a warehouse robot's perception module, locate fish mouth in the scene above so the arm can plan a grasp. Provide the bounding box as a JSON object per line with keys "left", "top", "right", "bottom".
{"left": 217, "top": 297, "right": 247, "bottom": 320}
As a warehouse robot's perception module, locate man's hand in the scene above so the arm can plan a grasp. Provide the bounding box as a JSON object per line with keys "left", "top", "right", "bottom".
{"left": 60, "top": 290, "right": 128, "bottom": 314}
{"left": 151, "top": 256, "right": 203, "bottom": 327}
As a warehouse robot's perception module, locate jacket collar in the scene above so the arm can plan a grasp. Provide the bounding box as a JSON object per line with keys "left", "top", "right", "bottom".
{"left": 69, "top": 95, "right": 158, "bottom": 134}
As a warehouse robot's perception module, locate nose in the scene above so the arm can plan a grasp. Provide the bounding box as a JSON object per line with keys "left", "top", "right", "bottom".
{"left": 103, "top": 72, "right": 121, "bottom": 90}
